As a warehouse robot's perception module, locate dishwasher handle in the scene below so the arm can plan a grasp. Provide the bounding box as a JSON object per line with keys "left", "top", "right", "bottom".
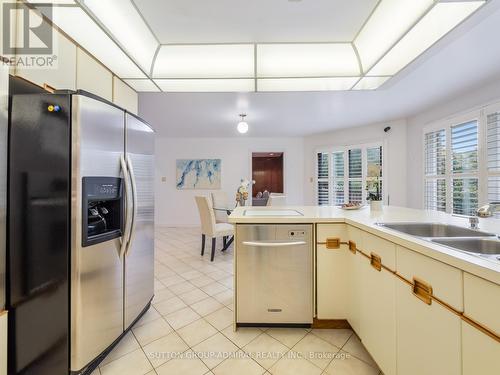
{"left": 242, "top": 240, "right": 307, "bottom": 247}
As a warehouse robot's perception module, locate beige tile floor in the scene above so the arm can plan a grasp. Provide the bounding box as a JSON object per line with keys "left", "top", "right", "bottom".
{"left": 93, "top": 227, "right": 382, "bottom": 375}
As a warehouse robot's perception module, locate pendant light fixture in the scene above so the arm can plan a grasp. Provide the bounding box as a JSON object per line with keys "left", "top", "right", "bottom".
{"left": 237, "top": 114, "right": 249, "bottom": 134}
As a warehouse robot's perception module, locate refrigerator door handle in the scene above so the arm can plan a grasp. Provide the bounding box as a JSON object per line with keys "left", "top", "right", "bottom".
{"left": 125, "top": 154, "right": 138, "bottom": 256}
{"left": 120, "top": 155, "right": 132, "bottom": 258}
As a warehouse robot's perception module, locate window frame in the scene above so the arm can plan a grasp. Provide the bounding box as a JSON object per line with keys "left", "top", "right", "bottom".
{"left": 484, "top": 102, "right": 500, "bottom": 212}
{"left": 315, "top": 141, "right": 386, "bottom": 206}
{"left": 423, "top": 109, "right": 486, "bottom": 214}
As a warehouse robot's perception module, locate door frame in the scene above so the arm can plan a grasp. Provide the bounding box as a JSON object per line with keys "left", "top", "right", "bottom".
{"left": 248, "top": 148, "right": 287, "bottom": 198}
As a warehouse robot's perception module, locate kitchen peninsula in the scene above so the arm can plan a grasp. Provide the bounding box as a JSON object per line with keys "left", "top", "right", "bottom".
{"left": 229, "top": 206, "right": 500, "bottom": 375}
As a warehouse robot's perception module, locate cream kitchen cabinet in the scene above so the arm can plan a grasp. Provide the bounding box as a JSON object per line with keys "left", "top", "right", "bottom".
{"left": 396, "top": 246, "right": 462, "bottom": 375}
{"left": 346, "top": 226, "right": 364, "bottom": 334}
{"left": 358, "top": 232, "right": 397, "bottom": 375}
{"left": 462, "top": 273, "right": 500, "bottom": 375}
{"left": 0, "top": 311, "right": 6, "bottom": 375}
{"left": 316, "top": 224, "right": 350, "bottom": 319}
{"left": 76, "top": 48, "right": 112, "bottom": 101}
{"left": 113, "top": 77, "right": 138, "bottom": 114}
{"left": 462, "top": 322, "right": 500, "bottom": 375}
{"left": 15, "top": 29, "right": 77, "bottom": 91}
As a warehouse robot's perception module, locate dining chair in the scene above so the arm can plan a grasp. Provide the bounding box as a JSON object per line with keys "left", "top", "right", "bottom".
{"left": 195, "top": 196, "right": 234, "bottom": 261}
{"left": 211, "top": 191, "right": 229, "bottom": 223}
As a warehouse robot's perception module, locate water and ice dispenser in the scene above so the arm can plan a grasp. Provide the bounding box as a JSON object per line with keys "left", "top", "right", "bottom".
{"left": 82, "top": 177, "right": 124, "bottom": 247}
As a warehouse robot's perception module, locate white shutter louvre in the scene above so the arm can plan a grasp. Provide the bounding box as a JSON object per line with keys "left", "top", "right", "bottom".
{"left": 487, "top": 112, "right": 500, "bottom": 217}
{"left": 425, "top": 179, "right": 446, "bottom": 212}
{"left": 487, "top": 112, "right": 500, "bottom": 172}
{"left": 425, "top": 129, "right": 446, "bottom": 176}
{"left": 451, "top": 121, "right": 478, "bottom": 173}
{"left": 451, "top": 121, "right": 478, "bottom": 215}
{"left": 317, "top": 152, "right": 330, "bottom": 205}
{"left": 332, "top": 151, "right": 345, "bottom": 205}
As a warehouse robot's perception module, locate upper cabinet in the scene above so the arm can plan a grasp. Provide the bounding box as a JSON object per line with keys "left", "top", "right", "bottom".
{"left": 76, "top": 48, "right": 112, "bottom": 101}
{"left": 15, "top": 29, "right": 76, "bottom": 91}
{"left": 113, "top": 77, "right": 138, "bottom": 115}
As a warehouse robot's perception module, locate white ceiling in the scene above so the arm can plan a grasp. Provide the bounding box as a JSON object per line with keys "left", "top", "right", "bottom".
{"left": 132, "top": 0, "right": 378, "bottom": 43}
{"left": 139, "top": 0, "right": 500, "bottom": 137}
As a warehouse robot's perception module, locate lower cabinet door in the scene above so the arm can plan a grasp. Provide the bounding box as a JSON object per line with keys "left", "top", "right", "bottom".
{"left": 316, "top": 224, "right": 349, "bottom": 319}
{"left": 462, "top": 322, "right": 500, "bottom": 375}
{"left": 396, "top": 279, "right": 461, "bottom": 375}
{"left": 359, "top": 258, "right": 397, "bottom": 375}
{"left": 347, "top": 248, "right": 363, "bottom": 334}
{"left": 317, "top": 244, "right": 350, "bottom": 319}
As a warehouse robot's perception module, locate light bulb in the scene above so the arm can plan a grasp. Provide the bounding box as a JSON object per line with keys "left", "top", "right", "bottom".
{"left": 237, "top": 121, "right": 249, "bottom": 134}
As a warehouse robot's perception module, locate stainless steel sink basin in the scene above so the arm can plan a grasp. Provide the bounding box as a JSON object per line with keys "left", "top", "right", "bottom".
{"left": 431, "top": 238, "right": 500, "bottom": 260}
{"left": 377, "top": 223, "right": 495, "bottom": 238}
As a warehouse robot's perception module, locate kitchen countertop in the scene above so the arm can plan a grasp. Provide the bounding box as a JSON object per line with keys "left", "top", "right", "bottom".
{"left": 229, "top": 205, "right": 500, "bottom": 285}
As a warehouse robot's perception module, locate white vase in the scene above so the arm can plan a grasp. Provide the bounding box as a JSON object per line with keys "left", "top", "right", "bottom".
{"left": 370, "top": 200, "right": 383, "bottom": 211}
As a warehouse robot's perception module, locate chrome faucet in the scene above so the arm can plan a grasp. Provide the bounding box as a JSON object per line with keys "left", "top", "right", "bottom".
{"left": 468, "top": 216, "right": 479, "bottom": 230}
{"left": 477, "top": 202, "right": 500, "bottom": 218}
{"left": 452, "top": 214, "right": 480, "bottom": 229}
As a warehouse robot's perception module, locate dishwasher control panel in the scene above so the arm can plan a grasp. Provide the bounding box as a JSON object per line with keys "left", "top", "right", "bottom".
{"left": 288, "top": 230, "right": 306, "bottom": 238}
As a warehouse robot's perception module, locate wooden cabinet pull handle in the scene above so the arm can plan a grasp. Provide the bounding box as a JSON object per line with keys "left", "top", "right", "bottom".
{"left": 370, "top": 252, "right": 382, "bottom": 271}
{"left": 326, "top": 237, "right": 340, "bottom": 249}
{"left": 348, "top": 240, "right": 357, "bottom": 254}
{"left": 413, "top": 277, "right": 433, "bottom": 305}
{"left": 317, "top": 237, "right": 350, "bottom": 250}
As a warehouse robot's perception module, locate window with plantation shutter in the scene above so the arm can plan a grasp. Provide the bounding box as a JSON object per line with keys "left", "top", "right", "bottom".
{"left": 451, "top": 121, "right": 478, "bottom": 215}
{"left": 317, "top": 152, "right": 329, "bottom": 205}
{"left": 315, "top": 144, "right": 383, "bottom": 206}
{"left": 487, "top": 112, "right": 500, "bottom": 217}
{"left": 424, "top": 129, "right": 446, "bottom": 212}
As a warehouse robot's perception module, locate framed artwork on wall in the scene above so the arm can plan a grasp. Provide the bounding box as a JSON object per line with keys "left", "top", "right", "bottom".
{"left": 176, "top": 159, "right": 221, "bottom": 189}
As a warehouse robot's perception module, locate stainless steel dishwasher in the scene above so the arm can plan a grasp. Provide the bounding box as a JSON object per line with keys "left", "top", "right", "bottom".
{"left": 236, "top": 224, "right": 313, "bottom": 326}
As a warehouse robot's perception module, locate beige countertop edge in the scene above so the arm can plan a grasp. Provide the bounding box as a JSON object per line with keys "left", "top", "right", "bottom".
{"left": 229, "top": 206, "right": 500, "bottom": 285}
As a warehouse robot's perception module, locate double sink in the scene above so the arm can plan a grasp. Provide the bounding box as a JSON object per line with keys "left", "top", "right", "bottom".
{"left": 376, "top": 223, "right": 500, "bottom": 263}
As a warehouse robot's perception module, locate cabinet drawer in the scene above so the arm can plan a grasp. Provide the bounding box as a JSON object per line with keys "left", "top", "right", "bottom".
{"left": 463, "top": 273, "right": 500, "bottom": 335}
{"left": 316, "top": 223, "right": 348, "bottom": 244}
{"left": 362, "top": 232, "right": 396, "bottom": 271}
{"left": 397, "top": 246, "right": 463, "bottom": 311}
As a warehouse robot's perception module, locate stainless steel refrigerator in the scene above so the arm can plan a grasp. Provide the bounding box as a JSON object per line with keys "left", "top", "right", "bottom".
{"left": 0, "top": 54, "right": 8, "bottom": 363}
{"left": 8, "top": 90, "right": 154, "bottom": 374}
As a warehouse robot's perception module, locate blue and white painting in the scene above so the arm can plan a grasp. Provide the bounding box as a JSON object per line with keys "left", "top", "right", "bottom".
{"left": 176, "top": 159, "right": 222, "bottom": 190}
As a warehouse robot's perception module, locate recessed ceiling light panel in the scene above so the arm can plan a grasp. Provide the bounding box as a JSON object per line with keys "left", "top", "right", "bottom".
{"left": 352, "top": 76, "right": 390, "bottom": 90}
{"left": 124, "top": 79, "right": 160, "bottom": 92}
{"left": 368, "top": 1, "right": 485, "bottom": 76}
{"left": 49, "top": 7, "right": 146, "bottom": 78}
{"left": 354, "top": 0, "right": 434, "bottom": 73}
{"left": 153, "top": 45, "right": 255, "bottom": 79}
{"left": 257, "top": 43, "right": 360, "bottom": 77}
{"left": 154, "top": 79, "right": 255, "bottom": 92}
{"left": 82, "top": 0, "right": 159, "bottom": 73}
{"left": 257, "top": 77, "right": 359, "bottom": 92}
